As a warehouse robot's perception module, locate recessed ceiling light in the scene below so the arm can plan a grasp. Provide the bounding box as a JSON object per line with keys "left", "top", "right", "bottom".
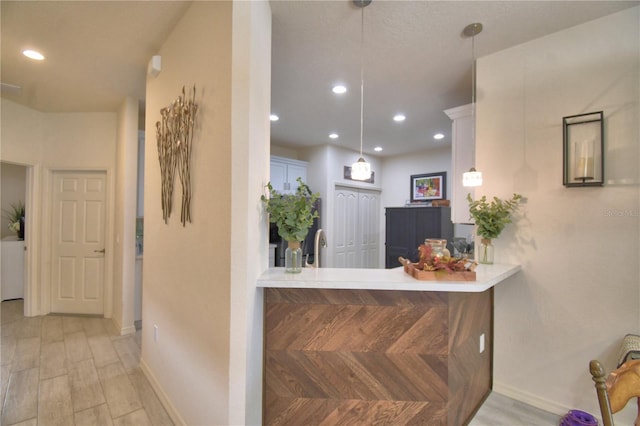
{"left": 22, "top": 49, "right": 45, "bottom": 61}
{"left": 270, "top": 114, "right": 279, "bottom": 122}
{"left": 332, "top": 85, "right": 347, "bottom": 94}
{"left": 329, "top": 133, "right": 339, "bottom": 139}
{"left": 393, "top": 114, "right": 406, "bottom": 122}
{"left": 374, "top": 147, "right": 383, "bottom": 152}
{"left": 433, "top": 133, "right": 445, "bottom": 140}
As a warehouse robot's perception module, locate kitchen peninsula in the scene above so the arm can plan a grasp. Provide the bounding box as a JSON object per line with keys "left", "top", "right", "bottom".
{"left": 258, "top": 264, "right": 520, "bottom": 425}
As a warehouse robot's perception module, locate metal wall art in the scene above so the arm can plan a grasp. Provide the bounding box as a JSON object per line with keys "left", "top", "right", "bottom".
{"left": 562, "top": 111, "right": 604, "bottom": 187}
{"left": 156, "top": 85, "right": 198, "bottom": 225}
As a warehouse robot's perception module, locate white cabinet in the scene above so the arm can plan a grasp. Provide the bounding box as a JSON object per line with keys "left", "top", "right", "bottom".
{"left": 444, "top": 104, "right": 475, "bottom": 224}
{"left": 270, "top": 156, "right": 308, "bottom": 194}
{"left": 1, "top": 240, "right": 24, "bottom": 301}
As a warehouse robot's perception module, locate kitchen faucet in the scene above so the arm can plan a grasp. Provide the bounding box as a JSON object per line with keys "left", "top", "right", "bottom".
{"left": 305, "top": 229, "right": 327, "bottom": 268}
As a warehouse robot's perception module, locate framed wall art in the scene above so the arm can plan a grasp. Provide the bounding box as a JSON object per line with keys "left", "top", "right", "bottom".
{"left": 410, "top": 172, "right": 446, "bottom": 202}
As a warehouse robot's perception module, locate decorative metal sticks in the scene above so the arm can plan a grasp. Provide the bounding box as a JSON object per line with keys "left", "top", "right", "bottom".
{"left": 156, "top": 85, "right": 198, "bottom": 226}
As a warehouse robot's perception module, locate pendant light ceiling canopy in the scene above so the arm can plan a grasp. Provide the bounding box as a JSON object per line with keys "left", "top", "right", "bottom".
{"left": 462, "top": 22, "right": 483, "bottom": 188}
{"left": 350, "top": 0, "right": 372, "bottom": 181}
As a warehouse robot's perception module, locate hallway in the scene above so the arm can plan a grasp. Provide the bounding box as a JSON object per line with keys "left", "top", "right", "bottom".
{"left": 1, "top": 300, "right": 172, "bottom": 426}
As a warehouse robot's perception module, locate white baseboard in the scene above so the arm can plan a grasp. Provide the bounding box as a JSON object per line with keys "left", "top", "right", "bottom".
{"left": 109, "top": 316, "right": 136, "bottom": 336}
{"left": 140, "top": 358, "right": 185, "bottom": 426}
{"left": 493, "top": 381, "right": 571, "bottom": 417}
{"left": 120, "top": 325, "right": 136, "bottom": 335}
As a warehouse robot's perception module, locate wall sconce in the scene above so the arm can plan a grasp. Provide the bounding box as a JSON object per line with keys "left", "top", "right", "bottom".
{"left": 563, "top": 111, "right": 604, "bottom": 187}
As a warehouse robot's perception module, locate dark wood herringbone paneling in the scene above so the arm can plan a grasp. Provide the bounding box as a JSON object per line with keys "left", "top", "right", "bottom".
{"left": 448, "top": 291, "right": 493, "bottom": 425}
{"left": 264, "top": 288, "right": 492, "bottom": 425}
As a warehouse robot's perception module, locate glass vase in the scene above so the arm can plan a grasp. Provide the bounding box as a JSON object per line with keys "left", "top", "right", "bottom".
{"left": 479, "top": 238, "right": 494, "bottom": 264}
{"left": 425, "top": 239, "right": 446, "bottom": 258}
{"left": 285, "top": 241, "right": 302, "bottom": 273}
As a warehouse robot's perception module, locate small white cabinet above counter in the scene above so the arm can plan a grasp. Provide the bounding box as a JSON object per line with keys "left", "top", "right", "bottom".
{"left": 269, "top": 156, "right": 307, "bottom": 194}
{"left": 445, "top": 104, "right": 475, "bottom": 225}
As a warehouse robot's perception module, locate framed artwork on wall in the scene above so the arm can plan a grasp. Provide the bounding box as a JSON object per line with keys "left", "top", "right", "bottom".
{"left": 410, "top": 172, "right": 447, "bottom": 202}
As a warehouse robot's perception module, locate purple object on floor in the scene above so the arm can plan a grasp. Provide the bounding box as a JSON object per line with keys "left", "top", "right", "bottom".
{"left": 560, "top": 410, "right": 598, "bottom": 426}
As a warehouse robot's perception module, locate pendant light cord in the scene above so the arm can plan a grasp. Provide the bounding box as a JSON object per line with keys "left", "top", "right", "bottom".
{"left": 471, "top": 30, "right": 476, "bottom": 156}
{"left": 359, "top": 5, "right": 365, "bottom": 158}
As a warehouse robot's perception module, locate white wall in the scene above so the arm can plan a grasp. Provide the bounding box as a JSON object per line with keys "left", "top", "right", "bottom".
{"left": 301, "top": 144, "right": 383, "bottom": 267}
{"left": 0, "top": 99, "right": 44, "bottom": 165}
{"left": 112, "top": 97, "right": 139, "bottom": 334}
{"left": 292, "top": 144, "right": 453, "bottom": 268}
{"left": 229, "top": 1, "right": 271, "bottom": 424}
{"left": 379, "top": 146, "right": 452, "bottom": 266}
{"left": 271, "top": 144, "right": 301, "bottom": 160}
{"left": 380, "top": 146, "right": 452, "bottom": 208}
{"left": 142, "top": 2, "right": 270, "bottom": 424}
{"left": 0, "top": 99, "right": 118, "bottom": 317}
{"left": 477, "top": 7, "right": 639, "bottom": 422}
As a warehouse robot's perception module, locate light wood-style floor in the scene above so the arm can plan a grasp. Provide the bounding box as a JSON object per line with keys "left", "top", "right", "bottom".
{"left": 1, "top": 299, "right": 172, "bottom": 426}
{"left": 2, "top": 298, "right": 561, "bottom": 426}
{"left": 469, "top": 392, "right": 561, "bottom": 425}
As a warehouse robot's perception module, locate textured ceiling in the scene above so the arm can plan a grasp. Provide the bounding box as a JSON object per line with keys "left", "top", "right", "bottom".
{"left": 270, "top": 0, "right": 639, "bottom": 156}
{"left": 1, "top": 0, "right": 637, "bottom": 157}
{"left": 0, "top": 1, "right": 191, "bottom": 112}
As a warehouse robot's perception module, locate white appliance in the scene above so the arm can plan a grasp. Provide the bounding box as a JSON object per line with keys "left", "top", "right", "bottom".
{"left": 1, "top": 239, "right": 25, "bottom": 301}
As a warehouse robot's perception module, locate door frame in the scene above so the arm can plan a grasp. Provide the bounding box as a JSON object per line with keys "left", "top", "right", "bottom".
{"left": 38, "top": 167, "right": 114, "bottom": 317}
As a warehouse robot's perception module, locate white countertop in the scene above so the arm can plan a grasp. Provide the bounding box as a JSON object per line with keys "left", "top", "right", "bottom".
{"left": 257, "top": 263, "right": 521, "bottom": 293}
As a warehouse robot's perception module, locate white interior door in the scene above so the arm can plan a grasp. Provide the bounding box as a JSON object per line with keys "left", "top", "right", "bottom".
{"left": 51, "top": 171, "right": 107, "bottom": 314}
{"left": 358, "top": 191, "right": 379, "bottom": 268}
{"left": 333, "top": 188, "right": 357, "bottom": 267}
{"left": 333, "top": 186, "right": 380, "bottom": 268}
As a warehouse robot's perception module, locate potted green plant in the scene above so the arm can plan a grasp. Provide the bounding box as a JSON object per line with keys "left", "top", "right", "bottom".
{"left": 262, "top": 178, "right": 319, "bottom": 273}
{"left": 3, "top": 201, "right": 25, "bottom": 240}
{"left": 467, "top": 193, "right": 522, "bottom": 264}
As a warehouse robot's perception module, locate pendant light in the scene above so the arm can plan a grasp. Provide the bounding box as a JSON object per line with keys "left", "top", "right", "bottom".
{"left": 351, "top": 0, "right": 372, "bottom": 181}
{"left": 462, "top": 22, "right": 483, "bottom": 187}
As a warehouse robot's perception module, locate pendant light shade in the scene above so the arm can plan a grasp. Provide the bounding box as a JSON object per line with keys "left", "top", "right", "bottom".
{"left": 462, "top": 22, "right": 483, "bottom": 188}
{"left": 462, "top": 167, "right": 483, "bottom": 187}
{"left": 351, "top": 0, "right": 372, "bottom": 181}
{"left": 351, "top": 157, "right": 372, "bottom": 181}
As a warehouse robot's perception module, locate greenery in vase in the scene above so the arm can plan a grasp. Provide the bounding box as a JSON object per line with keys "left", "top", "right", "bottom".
{"left": 467, "top": 193, "right": 522, "bottom": 240}
{"left": 3, "top": 201, "right": 25, "bottom": 234}
{"left": 261, "top": 178, "right": 319, "bottom": 243}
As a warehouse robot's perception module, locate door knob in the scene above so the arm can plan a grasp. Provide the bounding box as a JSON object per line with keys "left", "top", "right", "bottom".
{"left": 94, "top": 249, "right": 105, "bottom": 254}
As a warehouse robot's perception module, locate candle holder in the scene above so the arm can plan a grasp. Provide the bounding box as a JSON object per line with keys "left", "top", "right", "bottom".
{"left": 563, "top": 111, "right": 604, "bottom": 187}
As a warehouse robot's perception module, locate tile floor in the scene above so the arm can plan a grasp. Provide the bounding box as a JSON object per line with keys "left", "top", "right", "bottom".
{"left": 1, "top": 299, "right": 173, "bottom": 426}
{"left": 469, "top": 392, "right": 561, "bottom": 425}
{"left": 2, "top": 298, "right": 563, "bottom": 426}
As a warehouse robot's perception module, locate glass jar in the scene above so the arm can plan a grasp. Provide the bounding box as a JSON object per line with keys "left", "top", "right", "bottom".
{"left": 425, "top": 239, "right": 447, "bottom": 258}
{"left": 479, "top": 238, "right": 494, "bottom": 264}
{"left": 285, "top": 241, "right": 303, "bottom": 273}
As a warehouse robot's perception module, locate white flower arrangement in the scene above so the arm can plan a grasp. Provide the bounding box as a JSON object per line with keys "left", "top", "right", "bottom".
{"left": 8, "top": 221, "right": 20, "bottom": 233}
{"left": 3, "top": 201, "right": 25, "bottom": 236}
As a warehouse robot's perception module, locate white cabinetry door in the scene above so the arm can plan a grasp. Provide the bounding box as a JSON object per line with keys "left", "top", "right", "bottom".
{"left": 270, "top": 161, "right": 288, "bottom": 193}
{"left": 445, "top": 104, "right": 475, "bottom": 224}
{"left": 332, "top": 186, "right": 380, "bottom": 268}
{"left": 358, "top": 191, "right": 379, "bottom": 268}
{"left": 269, "top": 156, "right": 308, "bottom": 194}
{"left": 333, "top": 188, "right": 358, "bottom": 268}
{"left": 1, "top": 240, "right": 25, "bottom": 301}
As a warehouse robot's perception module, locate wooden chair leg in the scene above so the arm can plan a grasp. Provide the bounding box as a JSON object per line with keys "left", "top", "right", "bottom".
{"left": 590, "top": 360, "right": 615, "bottom": 426}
